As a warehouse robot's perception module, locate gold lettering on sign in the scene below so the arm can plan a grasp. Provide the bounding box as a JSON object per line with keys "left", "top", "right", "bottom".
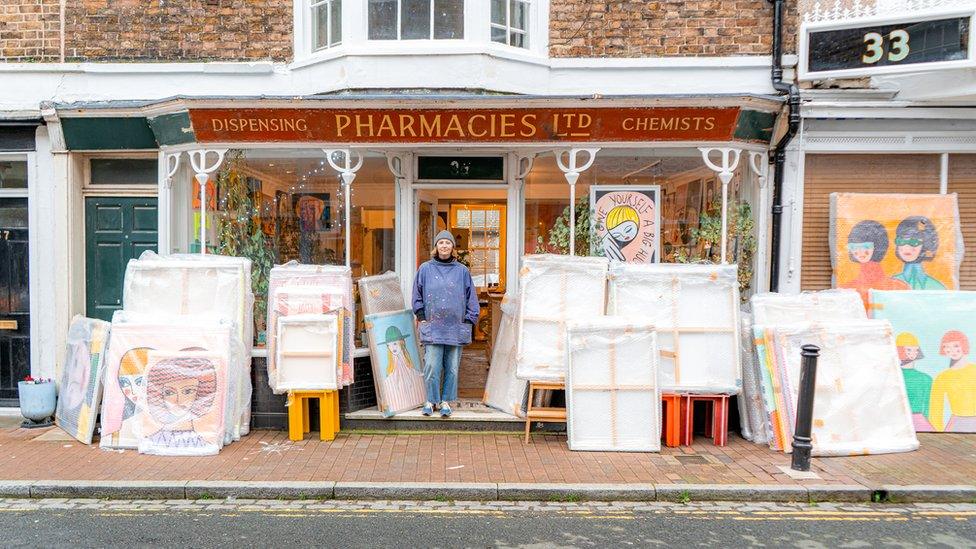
{"left": 621, "top": 116, "right": 717, "bottom": 134}
{"left": 211, "top": 117, "right": 308, "bottom": 133}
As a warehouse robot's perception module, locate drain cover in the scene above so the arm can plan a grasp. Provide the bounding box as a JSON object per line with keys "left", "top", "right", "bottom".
{"left": 674, "top": 455, "right": 709, "bottom": 465}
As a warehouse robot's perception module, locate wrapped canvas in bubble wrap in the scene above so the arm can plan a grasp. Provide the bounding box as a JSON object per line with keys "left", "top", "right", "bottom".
{"left": 55, "top": 315, "right": 111, "bottom": 445}
{"left": 755, "top": 319, "right": 918, "bottom": 456}
{"left": 100, "top": 313, "right": 244, "bottom": 450}
{"left": 365, "top": 309, "right": 426, "bottom": 416}
{"left": 274, "top": 313, "right": 341, "bottom": 392}
{"left": 516, "top": 255, "right": 609, "bottom": 381}
{"left": 566, "top": 319, "right": 660, "bottom": 452}
{"left": 137, "top": 350, "right": 228, "bottom": 457}
{"left": 483, "top": 296, "right": 526, "bottom": 417}
{"left": 741, "top": 289, "right": 866, "bottom": 445}
{"left": 870, "top": 290, "right": 976, "bottom": 433}
{"left": 268, "top": 286, "right": 348, "bottom": 393}
{"left": 122, "top": 252, "right": 253, "bottom": 436}
{"left": 830, "top": 193, "right": 964, "bottom": 306}
{"left": 608, "top": 263, "right": 740, "bottom": 393}
{"left": 266, "top": 262, "right": 355, "bottom": 388}
{"left": 358, "top": 272, "right": 406, "bottom": 316}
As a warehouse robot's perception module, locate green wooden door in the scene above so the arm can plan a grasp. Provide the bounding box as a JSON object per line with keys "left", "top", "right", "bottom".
{"left": 85, "top": 197, "right": 158, "bottom": 322}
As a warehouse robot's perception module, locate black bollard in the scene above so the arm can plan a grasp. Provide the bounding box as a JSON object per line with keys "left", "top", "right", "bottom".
{"left": 791, "top": 344, "right": 820, "bottom": 472}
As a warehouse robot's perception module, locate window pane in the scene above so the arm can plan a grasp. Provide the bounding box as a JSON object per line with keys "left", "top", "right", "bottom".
{"left": 368, "top": 0, "right": 397, "bottom": 39}
{"left": 511, "top": 30, "right": 526, "bottom": 48}
{"left": 491, "top": 25, "right": 507, "bottom": 43}
{"left": 491, "top": 0, "right": 506, "bottom": 25}
{"left": 312, "top": 3, "right": 329, "bottom": 50}
{"left": 511, "top": 0, "right": 527, "bottom": 30}
{"left": 434, "top": 0, "right": 463, "bottom": 39}
{"left": 402, "top": 0, "right": 431, "bottom": 39}
{"left": 330, "top": 0, "right": 342, "bottom": 45}
{"left": 0, "top": 161, "right": 27, "bottom": 189}
{"left": 90, "top": 158, "right": 158, "bottom": 185}
{"left": 0, "top": 198, "right": 28, "bottom": 228}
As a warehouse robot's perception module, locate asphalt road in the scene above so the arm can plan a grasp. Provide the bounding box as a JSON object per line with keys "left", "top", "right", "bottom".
{"left": 1, "top": 500, "right": 974, "bottom": 548}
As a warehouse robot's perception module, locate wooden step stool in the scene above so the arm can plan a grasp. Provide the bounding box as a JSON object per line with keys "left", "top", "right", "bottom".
{"left": 661, "top": 393, "right": 683, "bottom": 447}
{"left": 524, "top": 380, "right": 566, "bottom": 443}
{"left": 288, "top": 390, "right": 340, "bottom": 442}
{"left": 681, "top": 393, "right": 730, "bottom": 446}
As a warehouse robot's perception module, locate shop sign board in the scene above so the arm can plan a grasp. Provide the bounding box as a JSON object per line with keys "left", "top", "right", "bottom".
{"left": 799, "top": 9, "right": 975, "bottom": 80}
{"left": 187, "top": 107, "right": 743, "bottom": 144}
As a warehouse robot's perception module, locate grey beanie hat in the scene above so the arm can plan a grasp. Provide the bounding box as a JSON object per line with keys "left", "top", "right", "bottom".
{"left": 434, "top": 230, "right": 456, "bottom": 247}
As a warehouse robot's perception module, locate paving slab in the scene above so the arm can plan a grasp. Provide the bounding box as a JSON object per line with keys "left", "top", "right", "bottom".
{"left": 496, "top": 483, "right": 656, "bottom": 502}
{"left": 655, "top": 483, "right": 809, "bottom": 503}
{"left": 334, "top": 482, "right": 497, "bottom": 501}
{"left": 882, "top": 485, "right": 976, "bottom": 503}
{"left": 184, "top": 481, "right": 335, "bottom": 500}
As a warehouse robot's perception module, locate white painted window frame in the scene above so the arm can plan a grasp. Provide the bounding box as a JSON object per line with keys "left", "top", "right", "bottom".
{"left": 293, "top": 0, "right": 548, "bottom": 65}
{"left": 310, "top": 0, "right": 343, "bottom": 53}
{"left": 490, "top": 0, "right": 531, "bottom": 49}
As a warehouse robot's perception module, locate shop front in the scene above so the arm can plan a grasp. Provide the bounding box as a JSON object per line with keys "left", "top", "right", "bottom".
{"left": 55, "top": 95, "right": 781, "bottom": 428}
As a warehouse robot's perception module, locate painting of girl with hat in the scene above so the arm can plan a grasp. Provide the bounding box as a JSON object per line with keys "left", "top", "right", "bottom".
{"left": 365, "top": 310, "right": 426, "bottom": 417}
{"left": 895, "top": 332, "right": 934, "bottom": 431}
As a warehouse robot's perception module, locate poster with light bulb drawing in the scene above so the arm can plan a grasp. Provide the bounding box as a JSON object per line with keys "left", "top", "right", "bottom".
{"left": 590, "top": 185, "right": 661, "bottom": 264}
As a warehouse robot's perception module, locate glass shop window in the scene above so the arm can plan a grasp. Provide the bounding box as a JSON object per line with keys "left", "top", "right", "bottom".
{"left": 0, "top": 160, "right": 28, "bottom": 189}
{"left": 490, "top": 0, "right": 529, "bottom": 48}
{"left": 523, "top": 149, "right": 757, "bottom": 296}
{"left": 368, "top": 0, "right": 464, "bottom": 40}
{"left": 90, "top": 158, "right": 158, "bottom": 186}
{"left": 196, "top": 150, "right": 396, "bottom": 345}
{"left": 312, "top": 0, "right": 342, "bottom": 50}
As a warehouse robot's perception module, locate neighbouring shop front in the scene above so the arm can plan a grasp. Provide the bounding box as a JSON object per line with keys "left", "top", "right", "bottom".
{"left": 54, "top": 95, "right": 781, "bottom": 428}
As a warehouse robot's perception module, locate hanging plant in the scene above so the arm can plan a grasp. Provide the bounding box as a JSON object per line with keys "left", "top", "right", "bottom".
{"left": 675, "top": 200, "right": 757, "bottom": 297}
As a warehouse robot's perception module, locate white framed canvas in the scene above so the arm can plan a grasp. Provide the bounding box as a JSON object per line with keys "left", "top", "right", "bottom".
{"left": 275, "top": 313, "right": 341, "bottom": 392}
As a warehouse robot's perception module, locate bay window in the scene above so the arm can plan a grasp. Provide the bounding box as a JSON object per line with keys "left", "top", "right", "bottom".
{"left": 491, "top": 0, "right": 529, "bottom": 48}
{"left": 368, "top": 0, "right": 465, "bottom": 40}
{"left": 311, "top": 0, "right": 342, "bottom": 50}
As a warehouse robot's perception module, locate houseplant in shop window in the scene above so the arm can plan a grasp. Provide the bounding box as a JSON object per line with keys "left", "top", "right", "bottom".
{"left": 674, "top": 201, "right": 757, "bottom": 296}
{"left": 535, "top": 196, "right": 600, "bottom": 256}
{"left": 214, "top": 155, "right": 276, "bottom": 345}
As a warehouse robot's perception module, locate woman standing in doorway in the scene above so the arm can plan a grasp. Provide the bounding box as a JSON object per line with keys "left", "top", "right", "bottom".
{"left": 412, "top": 230, "right": 480, "bottom": 418}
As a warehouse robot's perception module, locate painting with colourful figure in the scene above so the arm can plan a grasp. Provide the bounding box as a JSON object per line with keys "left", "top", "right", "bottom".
{"left": 830, "top": 193, "right": 963, "bottom": 306}
{"left": 870, "top": 290, "right": 976, "bottom": 433}
{"left": 55, "top": 316, "right": 111, "bottom": 445}
{"left": 364, "top": 309, "right": 426, "bottom": 417}
{"left": 138, "top": 351, "right": 227, "bottom": 456}
{"left": 590, "top": 185, "right": 661, "bottom": 263}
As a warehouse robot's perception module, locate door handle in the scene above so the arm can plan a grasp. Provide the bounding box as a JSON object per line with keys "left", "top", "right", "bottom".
{"left": 0, "top": 320, "right": 18, "bottom": 330}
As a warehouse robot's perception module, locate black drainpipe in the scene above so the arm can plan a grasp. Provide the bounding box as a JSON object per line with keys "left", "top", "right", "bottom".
{"left": 768, "top": 0, "right": 800, "bottom": 292}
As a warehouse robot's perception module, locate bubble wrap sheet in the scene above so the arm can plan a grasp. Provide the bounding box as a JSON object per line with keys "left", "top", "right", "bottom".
{"left": 100, "top": 313, "right": 246, "bottom": 451}
{"left": 274, "top": 313, "right": 341, "bottom": 392}
{"left": 566, "top": 318, "right": 661, "bottom": 452}
{"left": 55, "top": 315, "right": 111, "bottom": 445}
{"left": 268, "top": 286, "right": 348, "bottom": 394}
{"left": 358, "top": 272, "right": 406, "bottom": 316}
{"left": 742, "top": 289, "right": 867, "bottom": 445}
{"left": 515, "top": 255, "right": 609, "bottom": 381}
{"left": 755, "top": 319, "right": 918, "bottom": 456}
{"left": 266, "top": 262, "right": 355, "bottom": 388}
{"left": 608, "top": 263, "right": 740, "bottom": 394}
{"left": 483, "top": 296, "right": 526, "bottom": 417}
{"left": 137, "top": 350, "right": 228, "bottom": 457}
{"left": 122, "top": 252, "right": 253, "bottom": 436}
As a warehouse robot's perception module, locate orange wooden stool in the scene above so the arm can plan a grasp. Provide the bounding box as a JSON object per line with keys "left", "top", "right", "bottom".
{"left": 288, "top": 390, "right": 340, "bottom": 442}
{"left": 681, "top": 394, "right": 730, "bottom": 446}
{"left": 661, "top": 393, "right": 683, "bottom": 447}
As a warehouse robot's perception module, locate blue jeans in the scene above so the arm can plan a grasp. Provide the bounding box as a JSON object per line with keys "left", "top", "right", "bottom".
{"left": 423, "top": 344, "right": 461, "bottom": 404}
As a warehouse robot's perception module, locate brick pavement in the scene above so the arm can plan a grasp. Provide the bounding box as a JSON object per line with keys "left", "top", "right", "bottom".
{"left": 0, "top": 427, "right": 972, "bottom": 488}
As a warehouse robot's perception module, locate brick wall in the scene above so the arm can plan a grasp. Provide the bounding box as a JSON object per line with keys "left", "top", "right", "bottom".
{"left": 62, "top": 0, "right": 292, "bottom": 62}
{"left": 549, "top": 1, "right": 798, "bottom": 57}
{"left": 1, "top": 0, "right": 61, "bottom": 61}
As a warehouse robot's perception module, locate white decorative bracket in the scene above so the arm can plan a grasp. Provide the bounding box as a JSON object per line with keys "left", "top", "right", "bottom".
{"left": 187, "top": 148, "right": 228, "bottom": 255}
{"left": 699, "top": 147, "right": 742, "bottom": 264}
{"left": 515, "top": 154, "right": 536, "bottom": 182}
{"left": 163, "top": 152, "right": 181, "bottom": 190}
{"left": 385, "top": 152, "right": 407, "bottom": 181}
{"left": 749, "top": 151, "right": 769, "bottom": 190}
{"left": 324, "top": 149, "right": 364, "bottom": 268}
{"left": 554, "top": 148, "right": 600, "bottom": 256}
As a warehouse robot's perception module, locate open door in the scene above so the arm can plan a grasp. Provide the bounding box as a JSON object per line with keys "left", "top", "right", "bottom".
{"left": 414, "top": 190, "right": 438, "bottom": 267}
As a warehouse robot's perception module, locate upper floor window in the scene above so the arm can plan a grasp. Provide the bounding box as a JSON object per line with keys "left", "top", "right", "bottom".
{"left": 491, "top": 0, "right": 529, "bottom": 48}
{"left": 312, "top": 0, "right": 342, "bottom": 50}
{"left": 367, "top": 0, "right": 464, "bottom": 40}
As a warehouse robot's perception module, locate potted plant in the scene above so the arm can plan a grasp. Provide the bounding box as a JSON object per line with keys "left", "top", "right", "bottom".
{"left": 18, "top": 375, "right": 56, "bottom": 428}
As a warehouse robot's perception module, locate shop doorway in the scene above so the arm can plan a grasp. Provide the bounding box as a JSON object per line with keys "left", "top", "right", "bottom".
{"left": 0, "top": 198, "right": 30, "bottom": 406}
{"left": 413, "top": 187, "right": 508, "bottom": 401}
{"left": 85, "top": 197, "right": 158, "bottom": 321}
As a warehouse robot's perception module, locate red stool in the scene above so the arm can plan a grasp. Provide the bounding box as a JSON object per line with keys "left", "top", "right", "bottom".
{"left": 681, "top": 394, "right": 730, "bottom": 446}
{"left": 661, "top": 393, "right": 682, "bottom": 447}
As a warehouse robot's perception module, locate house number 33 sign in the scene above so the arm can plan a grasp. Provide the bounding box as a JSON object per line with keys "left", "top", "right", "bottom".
{"left": 800, "top": 12, "right": 974, "bottom": 80}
